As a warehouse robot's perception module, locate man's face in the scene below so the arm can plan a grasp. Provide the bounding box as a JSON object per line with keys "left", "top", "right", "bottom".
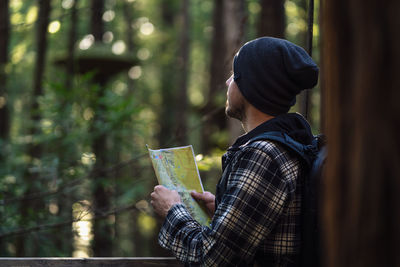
{"left": 225, "top": 75, "right": 246, "bottom": 121}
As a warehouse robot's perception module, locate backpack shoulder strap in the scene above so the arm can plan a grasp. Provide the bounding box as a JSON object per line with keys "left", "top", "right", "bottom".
{"left": 248, "top": 131, "right": 317, "bottom": 168}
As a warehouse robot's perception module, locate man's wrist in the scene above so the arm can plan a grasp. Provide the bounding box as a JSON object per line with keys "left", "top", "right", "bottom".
{"left": 165, "top": 202, "right": 183, "bottom": 217}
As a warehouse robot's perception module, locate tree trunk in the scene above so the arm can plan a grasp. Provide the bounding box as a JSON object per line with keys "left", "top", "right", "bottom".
{"left": 257, "top": 0, "right": 285, "bottom": 38}
{"left": 30, "top": 0, "right": 51, "bottom": 152}
{"left": 224, "top": 0, "right": 246, "bottom": 145}
{"left": 296, "top": 0, "right": 309, "bottom": 47}
{"left": 121, "top": 1, "right": 156, "bottom": 257}
{"left": 65, "top": 0, "right": 77, "bottom": 87}
{"left": 174, "top": 0, "right": 190, "bottom": 145}
{"left": 54, "top": 0, "right": 78, "bottom": 256}
{"left": 16, "top": 0, "right": 51, "bottom": 256}
{"left": 0, "top": 2, "right": 10, "bottom": 254}
{"left": 90, "top": 0, "right": 105, "bottom": 42}
{"left": 158, "top": 1, "right": 178, "bottom": 147}
{"left": 201, "top": 0, "right": 247, "bottom": 152}
{"left": 89, "top": 0, "right": 113, "bottom": 256}
{"left": 322, "top": 1, "right": 400, "bottom": 266}
{"left": 123, "top": 0, "right": 136, "bottom": 93}
{"left": 91, "top": 108, "right": 113, "bottom": 256}
{"left": 201, "top": 0, "right": 227, "bottom": 154}
{"left": 0, "top": 0, "right": 10, "bottom": 143}
{"left": 298, "top": 0, "right": 314, "bottom": 122}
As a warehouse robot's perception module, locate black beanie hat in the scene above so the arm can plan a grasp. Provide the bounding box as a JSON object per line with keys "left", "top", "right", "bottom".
{"left": 233, "top": 37, "right": 319, "bottom": 116}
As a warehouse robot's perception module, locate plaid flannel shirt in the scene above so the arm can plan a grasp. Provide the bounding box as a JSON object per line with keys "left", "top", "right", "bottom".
{"left": 159, "top": 127, "right": 303, "bottom": 266}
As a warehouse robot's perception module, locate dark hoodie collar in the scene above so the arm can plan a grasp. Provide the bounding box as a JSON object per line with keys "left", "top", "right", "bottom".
{"left": 230, "top": 113, "right": 314, "bottom": 149}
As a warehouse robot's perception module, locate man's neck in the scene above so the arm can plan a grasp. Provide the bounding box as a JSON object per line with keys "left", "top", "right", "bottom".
{"left": 242, "top": 106, "right": 275, "bottom": 133}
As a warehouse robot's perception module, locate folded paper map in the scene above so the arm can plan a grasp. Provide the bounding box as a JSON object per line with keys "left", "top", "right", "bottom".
{"left": 147, "top": 145, "right": 211, "bottom": 226}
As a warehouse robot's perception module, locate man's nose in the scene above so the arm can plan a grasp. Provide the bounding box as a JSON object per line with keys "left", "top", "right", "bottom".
{"left": 226, "top": 75, "right": 233, "bottom": 86}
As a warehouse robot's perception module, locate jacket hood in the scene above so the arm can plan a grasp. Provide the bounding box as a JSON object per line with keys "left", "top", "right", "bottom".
{"left": 261, "top": 113, "right": 314, "bottom": 145}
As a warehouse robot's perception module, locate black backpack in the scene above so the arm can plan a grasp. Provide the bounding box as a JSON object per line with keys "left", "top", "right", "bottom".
{"left": 249, "top": 131, "right": 327, "bottom": 267}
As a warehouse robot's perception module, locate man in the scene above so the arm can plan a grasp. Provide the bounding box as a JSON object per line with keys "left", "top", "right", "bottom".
{"left": 151, "top": 37, "right": 319, "bottom": 266}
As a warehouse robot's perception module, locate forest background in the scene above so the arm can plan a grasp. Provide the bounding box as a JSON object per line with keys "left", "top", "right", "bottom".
{"left": 0, "top": 0, "right": 321, "bottom": 257}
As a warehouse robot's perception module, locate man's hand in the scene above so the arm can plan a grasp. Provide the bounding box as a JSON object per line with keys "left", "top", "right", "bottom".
{"left": 150, "top": 185, "right": 181, "bottom": 218}
{"left": 191, "top": 191, "right": 216, "bottom": 216}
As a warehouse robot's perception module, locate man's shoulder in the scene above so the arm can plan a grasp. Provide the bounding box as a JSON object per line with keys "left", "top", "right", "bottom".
{"left": 225, "top": 137, "right": 300, "bottom": 170}
{"left": 241, "top": 138, "right": 287, "bottom": 158}
{"left": 242, "top": 139, "right": 302, "bottom": 171}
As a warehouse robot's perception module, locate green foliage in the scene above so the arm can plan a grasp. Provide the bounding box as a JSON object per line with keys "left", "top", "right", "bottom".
{"left": 0, "top": 0, "right": 321, "bottom": 257}
{"left": 196, "top": 149, "right": 224, "bottom": 172}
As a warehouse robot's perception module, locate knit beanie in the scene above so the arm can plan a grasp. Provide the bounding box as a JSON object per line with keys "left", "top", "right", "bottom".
{"left": 233, "top": 37, "right": 319, "bottom": 116}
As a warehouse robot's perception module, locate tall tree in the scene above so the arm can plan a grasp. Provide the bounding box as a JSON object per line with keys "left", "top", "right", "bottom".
{"left": 298, "top": 0, "right": 314, "bottom": 122}
{"left": 257, "top": 0, "right": 285, "bottom": 38}
{"left": 322, "top": 0, "right": 400, "bottom": 266}
{"left": 0, "top": 0, "right": 10, "bottom": 145}
{"left": 0, "top": 1, "right": 10, "bottom": 254}
{"left": 123, "top": 0, "right": 136, "bottom": 93}
{"left": 16, "top": 0, "right": 51, "bottom": 256}
{"left": 158, "top": 1, "right": 179, "bottom": 147}
{"left": 224, "top": 0, "right": 246, "bottom": 144}
{"left": 121, "top": 0, "right": 146, "bottom": 257}
{"left": 88, "top": 0, "right": 114, "bottom": 257}
{"left": 297, "top": 0, "right": 309, "bottom": 47}
{"left": 201, "top": 0, "right": 225, "bottom": 154}
{"left": 91, "top": 0, "right": 105, "bottom": 43}
{"left": 174, "top": 0, "right": 191, "bottom": 144}
{"left": 201, "top": 0, "right": 247, "bottom": 153}
{"left": 53, "top": 0, "right": 79, "bottom": 256}
{"left": 65, "top": 0, "right": 78, "bottom": 89}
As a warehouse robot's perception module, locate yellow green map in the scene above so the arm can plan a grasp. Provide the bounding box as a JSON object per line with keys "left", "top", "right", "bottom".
{"left": 147, "top": 145, "right": 211, "bottom": 226}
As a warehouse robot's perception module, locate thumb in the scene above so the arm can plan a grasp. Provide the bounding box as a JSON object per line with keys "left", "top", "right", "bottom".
{"left": 191, "top": 191, "right": 205, "bottom": 200}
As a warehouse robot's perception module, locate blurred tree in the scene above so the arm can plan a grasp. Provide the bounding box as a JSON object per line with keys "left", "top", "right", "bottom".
{"left": 174, "top": 0, "right": 191, "bottom": 145}
{"left": 0, "top": 0, "right": 10, "bottom": 145}
{"left": 322, "top": 0, "right": 400, "bottom": 266}
{"left": 298, "top": 0, "right": 314, "bottom": 121}
{"left": 296, "top": 0, "right": 309, "bottom": 46}
{"left": 65, "top": 0, "right": 78, "bottom": 87}
{"left": 158, "top": 0, "right": 179, "bottom": 147}
{"left": 91, "top": 0, "right": 105, "bottom": 43}
{"left": 123, "top": 0, "right": 136, "bottom": 93}
{"left": 16, "top": 0, "right": 51, "bottom": 256}
{"left": 201, "top": 0, "right": 247, "bottom": 153}
{"left": 224, "top": 0, "right": 246, "bottom": 144}
{"left": 120, "top": 0, "right": 145, "bottom": 257}
{"left": 52, "top": 0, "right": 79, "bottom": 256}
{"left": 201, "top": 0, "right": 225, "bottom": 154}
{"left": 0, "top": 0, "right": 10, "bottom": 254}
{"left": 257, "top": 0, "right": 285, "bottom": 38}
{"left": 87, "top": 0, "right": 114, "bottom": 257}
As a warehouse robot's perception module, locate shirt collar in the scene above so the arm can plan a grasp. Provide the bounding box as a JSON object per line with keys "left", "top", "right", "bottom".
{"left": 229, "top": 113, "right": 312, "bottom": 150}
{"left": 230, "top": 119, "right": 275, "bottom": 149}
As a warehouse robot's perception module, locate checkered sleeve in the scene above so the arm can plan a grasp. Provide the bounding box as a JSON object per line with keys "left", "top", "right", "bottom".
{"left": 158, "top": 144, "right": 290, "bottom": 266}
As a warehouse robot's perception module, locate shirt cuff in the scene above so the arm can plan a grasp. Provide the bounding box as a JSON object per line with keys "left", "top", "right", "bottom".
{"left": 158, "top": 203, "right": 199, "bottom": 249}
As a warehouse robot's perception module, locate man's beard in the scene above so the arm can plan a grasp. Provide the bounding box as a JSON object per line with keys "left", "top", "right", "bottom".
{"left": 225, "top": 99, "right": 246, "bottom": 121}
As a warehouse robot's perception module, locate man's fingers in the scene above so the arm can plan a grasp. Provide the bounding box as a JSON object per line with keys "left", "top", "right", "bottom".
{"left": 154, "top": 185, "right": 164, "bottom": 191}
{"left": 191, "top": 191, "right": 202, "bottom": 199}
{"left": 191, "top": 191, "right": 211, "bottom": 201}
